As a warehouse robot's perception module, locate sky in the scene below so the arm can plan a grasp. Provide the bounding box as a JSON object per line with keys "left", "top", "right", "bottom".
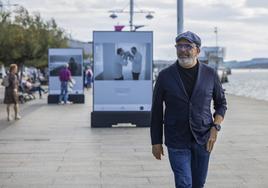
{"left": 4, "top": 0, "right": 268, "bottom": 61}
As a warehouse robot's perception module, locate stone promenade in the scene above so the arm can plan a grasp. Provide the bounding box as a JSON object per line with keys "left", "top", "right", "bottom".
{"left": 0, "top": 85, "right": 268, "bottom": 188}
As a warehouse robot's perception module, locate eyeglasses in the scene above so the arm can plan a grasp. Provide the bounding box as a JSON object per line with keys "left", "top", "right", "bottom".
{"left": 175, "top": 43, "right": 196, "bottom": 50}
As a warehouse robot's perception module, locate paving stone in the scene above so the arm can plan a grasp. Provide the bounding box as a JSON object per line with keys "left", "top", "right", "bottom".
{"left": 0, "top": 90, "right": 268, "bottom": 187}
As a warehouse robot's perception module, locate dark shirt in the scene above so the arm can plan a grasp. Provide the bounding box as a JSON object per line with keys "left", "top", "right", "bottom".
{"left": 176, "top": 61, "right": 199, "bottom": 98}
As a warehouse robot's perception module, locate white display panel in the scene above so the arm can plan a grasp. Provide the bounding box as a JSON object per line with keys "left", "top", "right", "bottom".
{"left": 48, "top": 48, "right": 84, "bottom": 94}
{"left": 93, "top": 31, "right": 153, "bottom": 111}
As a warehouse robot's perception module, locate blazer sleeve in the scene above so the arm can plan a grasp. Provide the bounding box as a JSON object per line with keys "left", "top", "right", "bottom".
{"left": 212, "top": 71, "right": 227, "bottom": 118}
{"left": 150, "top": 71, "right": 165, "bottom": 145}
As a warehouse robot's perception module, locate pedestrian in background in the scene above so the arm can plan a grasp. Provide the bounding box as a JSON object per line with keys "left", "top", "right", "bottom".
{"left": 58, "top": 63, "right": 72, "bottom": 104}
{"left": 86, "top": 67, "right": 93, "bottom": 90}
{"left": 4, "top": 64, "right": 21, "bottom": 121}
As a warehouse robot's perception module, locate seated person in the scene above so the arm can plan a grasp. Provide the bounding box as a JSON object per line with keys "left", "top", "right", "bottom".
{"left": 24, "top": 78, "right": 47, "bottom": 98}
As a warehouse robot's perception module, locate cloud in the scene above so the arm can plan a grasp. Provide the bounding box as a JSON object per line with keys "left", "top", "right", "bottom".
{"left": 245, "top": 0, "right": 268, "bottom": 8}
{"left": 10, "top": 0, "right": 268, "bottom": 61}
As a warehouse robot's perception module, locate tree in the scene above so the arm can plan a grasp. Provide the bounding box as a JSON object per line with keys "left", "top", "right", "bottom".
{"left": 0, "top": 6, "right": 68, "bottom": 70}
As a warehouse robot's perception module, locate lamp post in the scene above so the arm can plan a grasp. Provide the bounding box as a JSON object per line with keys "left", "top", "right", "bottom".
{"left": 129, "top": 0, "right": 134, "bottom": 31}
{"left": 214, "top": 26, "right": 218, "bottom": 47}
{"left": 214, "top": 27, "right": 219, "bottom": 71}
{"left": 177, "top": 0, "right": 184, "bottom": 35}
{"left": 109, "top": 0, "right": 154, "bottom": 31}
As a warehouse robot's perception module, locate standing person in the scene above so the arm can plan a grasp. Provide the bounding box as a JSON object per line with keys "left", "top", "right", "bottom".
{"left": 86, "top": 67, "right": 93, "bottom": 89}
{"left": 129, "top": 47, "right": 142, "bottom": 80}
{"left": 150, "top": 31, "right": 227, "bottom": 188}
{"left": 4, "top": 64, "right": 21, "bottom": 121}
{"left": 113, "top": 48, "right": 128, "bottom": 80}
{"left": 58, "top": 63, "right": 72, "bottom": 104}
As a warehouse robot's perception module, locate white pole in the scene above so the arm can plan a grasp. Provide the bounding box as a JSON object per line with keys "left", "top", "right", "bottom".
{"left": 214, "top": 27, "right": 219, "bottom": 70}
{"left": 177, "top": 0, "right": 184, "bottom": 35}
{"left": 130, "top": 0, "right": 134, "bottom": 31}
{"left": 214, "top": 27, "right": 218, "bottom": 47}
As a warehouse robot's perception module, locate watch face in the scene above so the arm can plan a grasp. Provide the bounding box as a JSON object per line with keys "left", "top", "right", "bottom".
{"left": 215, "top": 124, "right": 221, "bottom": 131}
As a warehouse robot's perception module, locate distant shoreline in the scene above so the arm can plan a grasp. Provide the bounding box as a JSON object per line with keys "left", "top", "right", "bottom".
{"left": 226, "top": 93, "right": 268, "bottom": 103}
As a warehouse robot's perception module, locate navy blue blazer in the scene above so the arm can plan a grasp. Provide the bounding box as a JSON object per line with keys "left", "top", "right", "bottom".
{"left": 150, "top": 62, "right": 227, "bottom": 149}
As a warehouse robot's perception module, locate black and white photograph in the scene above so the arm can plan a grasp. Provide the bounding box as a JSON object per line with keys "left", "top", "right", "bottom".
{"left": 93, "top": 31, "right": 153, "bottom": 112}
{"left": 48, "top": 48, "right": 84, "bottom": 95}
{"left": 94, "top": 32, "right": 152, "bottom": 81}
{"left": 49, "top": 55, "right": 82, "bottom": 77}
{"left": 95, "top": 43, "right": 150, "bottom": 80}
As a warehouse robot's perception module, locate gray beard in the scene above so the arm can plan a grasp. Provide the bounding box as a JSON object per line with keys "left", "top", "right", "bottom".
{"left": 178, "top": 57, "right": 197, "bottom": 68}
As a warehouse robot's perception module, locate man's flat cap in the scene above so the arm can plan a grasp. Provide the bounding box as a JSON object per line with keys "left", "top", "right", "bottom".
{"left": 175, "top": 31, "right": 201, "bottom": 47}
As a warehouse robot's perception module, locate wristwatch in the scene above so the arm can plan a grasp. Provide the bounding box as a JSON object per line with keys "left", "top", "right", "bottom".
{"left": 212, "top": 123, "right": 221, "bottom": 131}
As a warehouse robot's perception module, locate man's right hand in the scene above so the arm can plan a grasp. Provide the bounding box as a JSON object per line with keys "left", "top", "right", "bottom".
{"left": 152, "top": 144, "right": 164, "bottom": 160}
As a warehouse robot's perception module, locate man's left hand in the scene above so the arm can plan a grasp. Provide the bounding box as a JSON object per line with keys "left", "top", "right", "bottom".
{"left": 206, "top": 127, "right": 218, "bottom": 152}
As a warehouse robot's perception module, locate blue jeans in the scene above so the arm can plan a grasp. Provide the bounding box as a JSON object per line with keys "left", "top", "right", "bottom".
{"left": 168, "top": 141, "right": 210, "bottom": 188}
{"left": 30, "top": 86, "right": 45, "bottom": 98}
{"left": 59, "top": 81, "right": 68, "bottom": 103}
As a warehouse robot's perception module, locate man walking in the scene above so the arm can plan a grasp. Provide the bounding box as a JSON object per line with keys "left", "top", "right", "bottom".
{"left": 59, "top": 63, "right": 72, "bottom": 104}
{"left": 150, "top": 31, "right": 227, "bottom": 188}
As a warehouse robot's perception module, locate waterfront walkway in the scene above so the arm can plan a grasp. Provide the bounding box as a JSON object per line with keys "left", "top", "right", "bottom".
{"left": 0, "top": 85, "right": 268, "bottom": 188}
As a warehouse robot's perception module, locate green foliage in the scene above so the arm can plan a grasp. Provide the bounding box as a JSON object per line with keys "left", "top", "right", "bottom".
{"left": 0, "top": 6, "right": 68, "bottom": 68}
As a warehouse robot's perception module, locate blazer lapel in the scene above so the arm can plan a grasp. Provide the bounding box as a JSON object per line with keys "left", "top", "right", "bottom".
{"left": 190, "top": 61, "right": 203, "bottom": 101}
{"left": 170, "top": 62, "right": 189, "bottom": 100}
